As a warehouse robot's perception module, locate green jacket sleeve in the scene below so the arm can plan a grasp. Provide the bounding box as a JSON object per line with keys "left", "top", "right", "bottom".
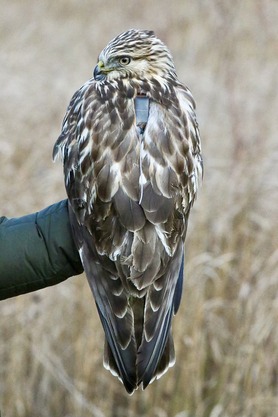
{"left": 0, "top": 200, "right": 83, "bottom": 300}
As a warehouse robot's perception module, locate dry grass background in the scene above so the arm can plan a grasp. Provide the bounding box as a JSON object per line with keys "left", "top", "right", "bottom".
{"left": 0, "top": 0, "right": 278, "bottom": 416}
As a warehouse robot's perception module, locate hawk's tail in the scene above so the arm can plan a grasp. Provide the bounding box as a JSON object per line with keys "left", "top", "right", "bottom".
{"left": 103, "top": 253, "right": 184, "bottom": 393}
{"left": 102, "top": 305, "right": 176, "bottom": 394}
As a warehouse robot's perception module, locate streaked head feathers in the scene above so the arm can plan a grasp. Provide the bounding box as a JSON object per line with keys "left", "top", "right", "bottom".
{"left": 94, "top": 29, "right": 177, "bottom": 81}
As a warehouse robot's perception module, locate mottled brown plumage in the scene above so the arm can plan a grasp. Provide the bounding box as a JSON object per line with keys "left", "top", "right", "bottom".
{"left": 53, "top": 29, "right": 202, "bottom": 394}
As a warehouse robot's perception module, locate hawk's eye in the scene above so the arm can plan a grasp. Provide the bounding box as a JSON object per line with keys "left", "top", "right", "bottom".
{"left": 119, "top": 56, "right": 131, "bottom": 65}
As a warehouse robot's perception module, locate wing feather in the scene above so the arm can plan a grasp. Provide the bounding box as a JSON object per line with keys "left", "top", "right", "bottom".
{"left": 69, "top": 207, "right": 137, "bottom": 393}
{"left": 137, "top": 245, "right": 184, "bottom": 387}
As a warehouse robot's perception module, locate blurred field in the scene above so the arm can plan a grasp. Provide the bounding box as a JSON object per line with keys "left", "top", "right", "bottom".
{"left": 1, "top": 0, "right": 278, "bottom": 416}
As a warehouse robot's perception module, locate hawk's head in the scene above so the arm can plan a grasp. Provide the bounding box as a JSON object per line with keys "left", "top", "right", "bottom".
{"left": 93, "top": 29, "right": 177, "bottom": 83}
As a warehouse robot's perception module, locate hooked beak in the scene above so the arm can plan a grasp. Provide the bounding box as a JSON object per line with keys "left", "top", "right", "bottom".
{"left": 93, "top": 61, "right": 106, "bottom": 81}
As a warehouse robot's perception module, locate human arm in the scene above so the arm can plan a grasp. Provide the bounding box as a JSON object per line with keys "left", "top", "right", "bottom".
{"left": 0, "top": 200, "right": 83, "bottom": 300}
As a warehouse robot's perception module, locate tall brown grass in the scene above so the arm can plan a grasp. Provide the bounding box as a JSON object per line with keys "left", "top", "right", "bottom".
{"left": 1, "top": 1, "right": 278, "bottom": 416}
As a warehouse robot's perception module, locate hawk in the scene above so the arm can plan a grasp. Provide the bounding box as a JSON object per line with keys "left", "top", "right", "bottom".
{"left": 53, "top": 29, "right": 202, "bottom": 394}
